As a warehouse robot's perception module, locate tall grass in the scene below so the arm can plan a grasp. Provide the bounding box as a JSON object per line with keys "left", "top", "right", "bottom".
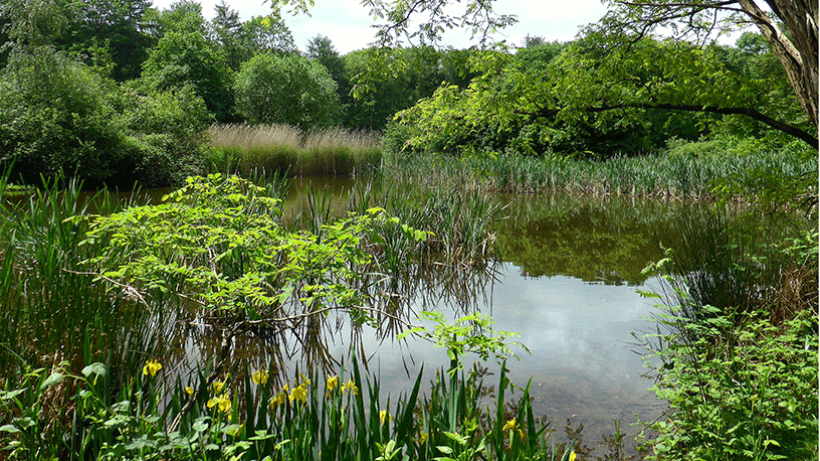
{"left": 208, "top": 124, "right": 383, "bottom": 177}
{"left": 1, "top": 350, "right": 578, "bottom": 460}
{"left": 0, "top": 176, "right": 179, "bottom": 408}
{"left": 384, "top": 149, "right": 816, "bottom": 200}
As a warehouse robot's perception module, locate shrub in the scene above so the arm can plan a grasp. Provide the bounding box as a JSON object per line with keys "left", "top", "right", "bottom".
{"left": 0, "top": 47, "right": 127, "bottom": 186}
{"left": 642, "top": 308, "right": 818, "bottom": 461}
{"left": 234, "top": 53, "right": 341, "bottom": 130}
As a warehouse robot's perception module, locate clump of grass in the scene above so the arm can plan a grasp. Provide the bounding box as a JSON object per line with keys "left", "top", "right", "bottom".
{"left": 208, "top": 124, "right": 383, "bottom": 176}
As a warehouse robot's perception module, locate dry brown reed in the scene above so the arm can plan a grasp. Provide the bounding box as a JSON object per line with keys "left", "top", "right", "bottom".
{"left": 207, "top": 124, "right": 383, "bottom": 176}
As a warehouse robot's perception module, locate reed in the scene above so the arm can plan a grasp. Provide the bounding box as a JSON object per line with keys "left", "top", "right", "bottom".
{"left": 207, "top": 124, "right": 383, "bottom": 177}
{"left": 384, "top": 149, "right": 815, "bottom": 200}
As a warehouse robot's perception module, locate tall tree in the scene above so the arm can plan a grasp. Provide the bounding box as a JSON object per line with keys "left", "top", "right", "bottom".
{"left": 58, "top": 0, "right": 154, "bottom": 81}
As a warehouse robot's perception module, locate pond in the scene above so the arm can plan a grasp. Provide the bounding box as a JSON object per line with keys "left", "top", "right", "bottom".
{"left": 2, "top": 175, "right": 790, "bottom": 450}
{"left": 279, "top": 177, "right": 725, "bottom": 443}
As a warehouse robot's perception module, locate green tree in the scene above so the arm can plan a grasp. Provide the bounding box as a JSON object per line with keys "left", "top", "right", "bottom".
{"left": 597, "top": 0, "right": 818, "bottom": 139}
{"left": 307, "top": 34, "right": 345, "bottom": 87}
{"left": 240, "top": 14, "right": 297, "bottom": 56}
{"left": 141, "top": 28, "right": 234, "bottom": 121}
{"left": 207, "top": 0, "right": 245, "bottom": 71}
{"left": 343, "top": 46, "right": 443, "bottom": 130}
{"left": 271, "top": 0, "right": 817, "bottom": 148}
{"left": 57, "top": 0, "right": 154, "bottom": 81}
{"left": 0, "top": 47, "right": 126, "bottom": 184}
{"left": 234, "top": 53, "right": 340, "bottom": 129}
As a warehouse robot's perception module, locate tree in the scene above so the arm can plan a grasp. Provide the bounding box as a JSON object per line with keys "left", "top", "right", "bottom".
{"left": 234, "top": 53, "right": 340, "bottom": 129}
{"left": 141, "top": 29, "right": 234, "bottom": 122}
{"left": 57, "top": 0, "right": 154, "bottom": 81}
{"left": 271, "top": 0, "right": 818, "bottom": 147}
{"left": 307, "top": 34, "right": 345, "bottom": 87}
{"left": 598, "top": 0, "right": 818, "bottom": 137}
{"left": 240, "top": 14, "right": 297, "bottom": 56}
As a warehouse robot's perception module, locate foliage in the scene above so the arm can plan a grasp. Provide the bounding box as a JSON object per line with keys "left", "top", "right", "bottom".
{"left": 234, "top": 53, "right": 341, "bottom": 130}
{"left": 391, "top": 34, "right": 812, "bottom": 159}
{"left": 342, "top": 46, "right": 447, "bottom": 131}
{"left": 83, "top": 174, "right": 381, "bottom": 325}
{"left": 0, "top": 46, "right": 128, "bottom": 185}
{"left": 597, "top": 0, "right": 818, "bottom": 135}
{"left": 0, "top": 350, "right": 576, "bottom": 461}
{"left": 57, "top": 0, "right": 155, "bottom": 81}
{"left": 640, "top": 309, "right": 818, "bottom": 461}
{"left": 141, "top": 27, "right": 235, "bottom": 122}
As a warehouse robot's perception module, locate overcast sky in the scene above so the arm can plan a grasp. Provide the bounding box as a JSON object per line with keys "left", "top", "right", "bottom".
{"left": 148, "top": 0, "right": 610, "bottom": 54}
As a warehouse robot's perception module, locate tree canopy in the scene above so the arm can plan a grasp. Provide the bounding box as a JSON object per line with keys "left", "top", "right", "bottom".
{"left": 272, "top": 0, "right": 818, "bottom": 148}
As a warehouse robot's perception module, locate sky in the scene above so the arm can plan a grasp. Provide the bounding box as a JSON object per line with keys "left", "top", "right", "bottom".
{"left": 148, "top": 0, "right": 610, "bottom": 54}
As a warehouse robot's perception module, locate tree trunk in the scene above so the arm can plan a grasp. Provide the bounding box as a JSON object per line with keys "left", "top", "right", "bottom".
{"left": 739, "top": 0, "right": 819, "bottom": 133}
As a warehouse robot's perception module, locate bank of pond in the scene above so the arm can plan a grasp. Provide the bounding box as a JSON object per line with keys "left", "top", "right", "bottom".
{"left": 0, "top": 169, "right": 816, "bottom": 461}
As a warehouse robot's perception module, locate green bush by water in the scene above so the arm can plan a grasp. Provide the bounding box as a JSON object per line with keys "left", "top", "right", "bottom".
{"left": 639, "top": 210, "right": 818, "bottom": 460}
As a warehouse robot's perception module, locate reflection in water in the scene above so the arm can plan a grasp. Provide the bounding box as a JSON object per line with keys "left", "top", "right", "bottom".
{"left": 493, "top": 194, "right": 709, "bottom": 285}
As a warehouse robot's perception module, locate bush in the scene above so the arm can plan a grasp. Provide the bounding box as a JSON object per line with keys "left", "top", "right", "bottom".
{"left": 0, "top": 48, "right": 127, "bottom": 186}
{"left": 642, "top": 309, "right": 818, "bottom": 461}
{"left": 234, "top": 53, "right": 341, "bottom": 130}
{"left": 116, "top": 85, "right": 213, "bottom": 186}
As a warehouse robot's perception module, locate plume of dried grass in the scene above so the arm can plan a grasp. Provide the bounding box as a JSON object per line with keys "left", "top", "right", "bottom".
{"left": 207, "top": 124, "right": 382, "bottom": 176}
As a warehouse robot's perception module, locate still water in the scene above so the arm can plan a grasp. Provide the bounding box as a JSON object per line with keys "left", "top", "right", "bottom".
{"left": 280, "top": 177, "right": 712, "bottom": 441}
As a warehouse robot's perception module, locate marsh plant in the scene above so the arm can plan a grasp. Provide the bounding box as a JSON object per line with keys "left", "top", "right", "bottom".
{"left": 383, "top": 146, "right": 815, "bottom": 201}
{"left": 207, "top": 124, "right": 383, "bottom": 176}
{"left": 638, "top": 212, "right": 818, "bottom": 460}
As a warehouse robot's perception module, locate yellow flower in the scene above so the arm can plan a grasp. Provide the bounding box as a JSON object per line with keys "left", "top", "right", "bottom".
{"left": 417, "top": 431, "right": 429, "bottom": 445}
{"left": 569, "top": 451, "right": 577, "bottom": 461}
{"left": 218, "top": 394, "right": 232, "bottom": 414}
{"left": 142, "top": 359, "right": 162, "bottom": 377}
{"left": 212, "top": 379, "right": 225, "bottom": 394}
{"left": 252, "top": 369, "right": 269, "bottom": 385}
{"left": 208, "top": 394, "right": 232, "bottom": 415}
{"left": 289, "top": 383, "right": 308, "bottom": 404}
{"left": 269, "top": 391, "right": 287, "bottom": 410}
{"left": 342, "top": 378, "right": 359, "bottom": 395}
{"left": 327, "top": 375, "right": 339, "bottom": 391}
{"left": 379, "top": 410, "right": 393, "bottom": 425}
{"left": 502, "top": 417, "right": 518, "bottom": 432}
{"left": 184, "top": 386, "right": 194, "bottom": 396}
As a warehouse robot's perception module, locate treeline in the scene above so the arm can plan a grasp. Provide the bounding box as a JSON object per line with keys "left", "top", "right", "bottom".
{"left": 0, "top": 0, "right": 810, "bottom": 187}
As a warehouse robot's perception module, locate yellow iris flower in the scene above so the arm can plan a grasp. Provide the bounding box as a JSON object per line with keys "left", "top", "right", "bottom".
{"left": 342, "top": 378, "right": 359, "bottom": 395}
{"left": 252, "top": 369, "right": 269, "bottom": 385}
{"left": 289, "top": 383, "right": 308, "bottom": 404}
{"left": 142, "top": 360, "right": 162, "bottom": 377}
{"left": 327, "top": 375, "right": 339, "bottom": 391}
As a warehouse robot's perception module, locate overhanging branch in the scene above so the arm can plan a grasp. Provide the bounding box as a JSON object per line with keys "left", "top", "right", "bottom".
{"left": 531, "top": 103, "right": 818, "bottom": 148}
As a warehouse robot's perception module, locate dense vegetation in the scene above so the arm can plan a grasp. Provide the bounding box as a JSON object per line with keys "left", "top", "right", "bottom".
{"left": 0, "top": 0, "right": 816, "bottom": 460}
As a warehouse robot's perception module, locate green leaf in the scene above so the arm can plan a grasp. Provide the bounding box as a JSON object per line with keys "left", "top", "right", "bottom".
{"left": 40, "top": 371, "right": 64, "bottom": 390}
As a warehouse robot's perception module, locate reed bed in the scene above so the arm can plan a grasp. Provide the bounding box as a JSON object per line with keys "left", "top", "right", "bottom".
{"left": 385, "top": 149, "right": 815, "bottom": 200}
{"left": 208, "top": 124, "right": 383, "bottom": 176}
